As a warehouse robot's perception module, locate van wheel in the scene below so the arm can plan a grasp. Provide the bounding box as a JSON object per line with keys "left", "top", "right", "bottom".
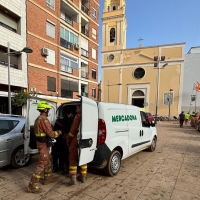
{"left": 11, "top": 146, "right": 31, "bottom": 168}
{"left": 104, "top": 150, "right": 121, "bottom": 177}
{"left": 148, "top": 137, "right": 156, "bottom": 152}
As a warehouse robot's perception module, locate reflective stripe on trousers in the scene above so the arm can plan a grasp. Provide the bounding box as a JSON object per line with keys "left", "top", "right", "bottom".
{"left": 80, "top": 164, "right": 87, "bottom": 177}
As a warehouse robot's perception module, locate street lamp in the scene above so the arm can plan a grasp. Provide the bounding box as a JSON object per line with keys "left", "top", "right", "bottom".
{"left": 7, "top": 42, "right": 33, "bottom": 114}
{"left": 106, "top": 81, "right": 122, "bottom": 102}
{"left": 154, "top": 55, "right": 168, "bottom": 124}
{"left": 168, "top": 88, "right": 173, "bottom": 121}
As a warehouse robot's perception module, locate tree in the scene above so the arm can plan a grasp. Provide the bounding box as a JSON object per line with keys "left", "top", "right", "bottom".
{"left": 12, "top": 90, "right": 37, "bottom": 107}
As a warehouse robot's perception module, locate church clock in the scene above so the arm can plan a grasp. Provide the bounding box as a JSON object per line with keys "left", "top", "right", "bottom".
{"left": 108, "top": 54, "right": 115, "bottom": 61}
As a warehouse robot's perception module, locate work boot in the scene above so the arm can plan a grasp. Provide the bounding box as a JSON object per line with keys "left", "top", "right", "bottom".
{"left": 68, "top": 175, "right": 77, "bottom": 185}
{"left": 44, "top": 176, "right": 56, "bottom": 185}
{"left": 77, "top": 175, "right": 86, "bottom": 183}
{"left": 27, "top": 183, "right": 43, "bottom": 194}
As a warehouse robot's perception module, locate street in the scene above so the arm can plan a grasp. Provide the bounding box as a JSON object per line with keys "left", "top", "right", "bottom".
{"left": 0, "top": 122, "right": 200, "bottom": 200}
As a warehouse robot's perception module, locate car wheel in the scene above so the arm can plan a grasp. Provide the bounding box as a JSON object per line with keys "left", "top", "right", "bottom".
{"left": 11, "top": 146, "right": 31, "bottom": 168}
{"left": 148, "top": 137, "right": 157, "bottom": 152}
{"left": 104, "top": 150, "right": 121, "bottom": 177}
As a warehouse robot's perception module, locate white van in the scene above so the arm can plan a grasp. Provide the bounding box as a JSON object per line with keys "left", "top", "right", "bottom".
{"left": 24, "top": 96, "right": 157, "bottom": 176}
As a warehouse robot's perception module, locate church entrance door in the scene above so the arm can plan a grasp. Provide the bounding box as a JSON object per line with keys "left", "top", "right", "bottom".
{"left": 131, "top": 90, "right": 145, "bottom": 108}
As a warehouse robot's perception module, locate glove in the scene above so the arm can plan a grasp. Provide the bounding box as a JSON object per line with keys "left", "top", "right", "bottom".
{"left": 65, "top": 134, "right": 72, "bottom": 147}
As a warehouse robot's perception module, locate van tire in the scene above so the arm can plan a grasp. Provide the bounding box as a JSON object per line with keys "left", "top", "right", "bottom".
{"left": 11, "top": 146, "right": 31, "bottom": 168}
{"left": 148, "top": 137, "right": 156, "bottom": 152}
{"left": 104, "top": 150, "right": 121, "bottom": 177}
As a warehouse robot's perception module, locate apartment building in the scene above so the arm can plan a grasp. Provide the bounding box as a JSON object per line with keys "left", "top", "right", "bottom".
{"left": 0, "top": 0, "right": 27, "bottom": 115}
{"left": 27, "top": 0, "right": 99, "bottom": 105}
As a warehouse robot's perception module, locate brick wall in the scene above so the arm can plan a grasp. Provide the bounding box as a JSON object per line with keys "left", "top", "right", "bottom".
{"left": 28, "top": 66, "right": 60, "bottom": 96}
{"left": 88, "top": 41, "right": 98, "bottom": 64}
{"left": 89, "top": 21, "right": 99, "bottom": 44}
{"left": 89, "top": 0, "right": 99, "bottom": 23}
{"left": 71, "top": 0, "right": 79, "bottom": 9}
{"left": 88, "top": 62, "right": 98, "bottom": 82}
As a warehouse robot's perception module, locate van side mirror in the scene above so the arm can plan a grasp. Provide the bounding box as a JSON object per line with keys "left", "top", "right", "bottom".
{"left": 151, "top": 121, "right": 155, "bottom": 127}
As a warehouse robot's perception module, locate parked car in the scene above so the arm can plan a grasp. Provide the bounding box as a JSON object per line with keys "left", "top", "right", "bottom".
{"left": 146, "top": 112, "right": 154, "bottom": 123}
{"left": 24, "top": 97, "right": 157, "bottom": 176}
{"left": 0, "top": 115, "right": 31, "bottom": 168}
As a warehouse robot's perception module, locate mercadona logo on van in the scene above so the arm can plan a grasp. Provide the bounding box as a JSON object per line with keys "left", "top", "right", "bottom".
{"left": 112, "top": 115, "right": 137, "bottom": 122}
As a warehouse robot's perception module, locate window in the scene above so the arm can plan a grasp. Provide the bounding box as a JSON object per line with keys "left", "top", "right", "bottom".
{"left": 46, "top": 20, "right": 55, "bottom": 38}
{"left": 107, "top": 6, "right": 110, "bottom": 11}
{"left": 92, "top": 8, "right": 97, "bottom": 19}
{"left": 60, "top": 54, "right": 78, "bottom": 72}
{"left": 46, "top": 0, "right": 55, "bottom": 10}
{"left": 92, "top": 28, "right": 97, "bottom": 40}
{"left": 0, "top": 11, "right": 18, "bottom": 33}
{"left": 92, "top": 48, "right": 96, "bottom": 60}
{"left": 140, "top": 111, "right": 149, "bottom": 126}
{"left": 47, "top": 77, "right": 56, "bottom": 92}
{"left": 60, "top": 27, "right": 78, "bottom": 45}
{"left": 110, "top": 28, "right": 115, "bottom": 43}
{"left": 46, "top": 49, "right": 55, "bottom": 65}
{"left": 92, "top": 88, "right": 96, "bottom": 98}
{"left": 133, "top": 68, "right": 145, "bottom": 79}
{"left": 0, "top": 48, "right": 19, "bottom": 69}
{"left": 113, "top": 6, "right": 116, "bottom": 10}
{"left": 61, "top": 79, "right": 78, "bottom": 98}
{"left": 0, "top": 120, "right": 12, "bottom": 135}
{"left": 92, "top": 69, "right": 96, "bottom": 79}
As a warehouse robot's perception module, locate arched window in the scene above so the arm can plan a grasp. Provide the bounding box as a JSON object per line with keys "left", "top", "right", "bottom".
{"left": 110, "top": 28, "right": 115, "bottom": 43}
{"left": 107, "top": 6, "right": 110, "bottom": 11}
{"left": 132, "top": 90, "right": 145, "bottom": 97}
{"left": 113, "top": 6, "right": 116, "bottom": 11}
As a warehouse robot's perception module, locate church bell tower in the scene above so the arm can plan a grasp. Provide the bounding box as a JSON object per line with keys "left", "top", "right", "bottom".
{"left": 102, "top": 0, "right": 127, "bottom": 52}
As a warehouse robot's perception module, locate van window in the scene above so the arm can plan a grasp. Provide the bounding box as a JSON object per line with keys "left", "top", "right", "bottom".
{"left": 140, "top": 111, "right": 149, "bottom": 127}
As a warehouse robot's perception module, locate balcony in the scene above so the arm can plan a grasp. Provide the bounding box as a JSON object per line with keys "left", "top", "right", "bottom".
{"left": 61, "top": 0, "right": 79, "bottom": 28}
{"left": 81, "top": 26, "right": 89, "bottom": 37}
{"left": 60, "top": 38, "right": 73, "bottom": 51}
{"left": 81, "top": 92, "right": 88, "bottom": 97}
{"left": 81, "top": 48, "right": 88, "bottom": 58}
{"left": 81, "top": 4, "right": 89, "bottom": 15}
{"left": 61, "top": 64, "right": 73, "bottom": 74}
{"left": 81, "top": 71, "right": 88, "bottom": 79}
{"left": 61, "top": 14, "right": 73, "bottom": 26}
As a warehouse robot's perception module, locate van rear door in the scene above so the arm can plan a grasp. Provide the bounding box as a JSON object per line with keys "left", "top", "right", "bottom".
{"left": 24, "top": 98, "right": 57, "bottom": 155}
{"left": 78, "top": 97, "right": 98, "bottom": 166}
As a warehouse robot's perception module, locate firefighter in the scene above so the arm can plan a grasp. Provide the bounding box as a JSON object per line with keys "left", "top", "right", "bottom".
{"left": 52, "top": 113, "right": 74, "bottom": 173}
{"left": 28, "top": 101, "right": 62, "bottom": 194}
{"left": 66, "top": 104, "right": 87, "bottom": 185}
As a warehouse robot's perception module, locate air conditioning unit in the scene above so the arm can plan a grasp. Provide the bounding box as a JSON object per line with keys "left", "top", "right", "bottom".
{"left": 41, "top": 48, "right": 49, "bottom": 56}
{"left": 74, "top": 43, "right": 79, "bottom": 50}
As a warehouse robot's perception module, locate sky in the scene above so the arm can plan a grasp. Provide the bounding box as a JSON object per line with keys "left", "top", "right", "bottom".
{"left": 98, "top": 0, "right": 200, "bottom": 82}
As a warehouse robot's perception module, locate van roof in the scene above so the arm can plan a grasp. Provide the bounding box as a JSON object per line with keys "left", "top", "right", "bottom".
{"left": 98, "top": 101, "right": 142, "bottom": 111}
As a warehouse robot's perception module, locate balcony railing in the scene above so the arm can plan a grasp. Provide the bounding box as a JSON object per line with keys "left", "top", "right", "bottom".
{"left": 81, "top": 48, "right": 88, "bottom": 58}
{"left": 81, "top": 92, "right": 88, "bottom": 97}
{"left": 81, "top": 71, "right": 88, "bottom": 78}
{"left": 63, "top": 14, "right": 73, "bottom": 26}
{"left": 81, "top": 27, "right": 89, "bottom": 37}
{"left": 61, "top": 64, "right": 73, "bottom": 74}
{"left": 60, "top": 38, "right": 73, "bottom": 51}
{"left": 81, "top": 4, "right": 89, "bottom": 15}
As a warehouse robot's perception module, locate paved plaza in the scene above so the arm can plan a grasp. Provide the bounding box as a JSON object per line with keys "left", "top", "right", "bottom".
{"left": 0, "top": 122, "right": 200, "bottom": 200}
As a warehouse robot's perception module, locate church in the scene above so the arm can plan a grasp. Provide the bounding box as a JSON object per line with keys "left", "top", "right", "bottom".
{"left": 101, "top": 0, "right": 185, "bottom": 116}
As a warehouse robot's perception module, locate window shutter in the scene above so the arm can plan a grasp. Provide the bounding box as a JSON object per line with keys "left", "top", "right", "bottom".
{"left": 47, "top": 77, "right": 56, "bottom": 92}
{"left": 0, "top": 11, "right": 17, "bottom": 31}
{"left": 81, "top": 39, "right": 88, "bottom": 51}
{"left": 69, "top": 81, "right": 78, "bottom": 92}
{"left": 61, "top": 79, "right": 70, "bottom": 90}
{"left": 92, "top": 28, "right": 97, "bottom": 39}
{"left": 92, "top": 48, "right": 96, "bottom": 60}
{"left": 46, "top": 21, "right": 55, "bottom": 38}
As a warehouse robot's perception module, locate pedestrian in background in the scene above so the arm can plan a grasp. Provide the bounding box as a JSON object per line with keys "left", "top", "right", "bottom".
{"left": 179, "top": 111, "right": 185, "bottom": 128}
{"left": 185, "top": 112, "right": 190, "bottom": 125}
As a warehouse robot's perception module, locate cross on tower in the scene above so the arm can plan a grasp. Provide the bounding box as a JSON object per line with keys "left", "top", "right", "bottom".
{"left": 138, "top": 37, "right": 143, "bottom": 47}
